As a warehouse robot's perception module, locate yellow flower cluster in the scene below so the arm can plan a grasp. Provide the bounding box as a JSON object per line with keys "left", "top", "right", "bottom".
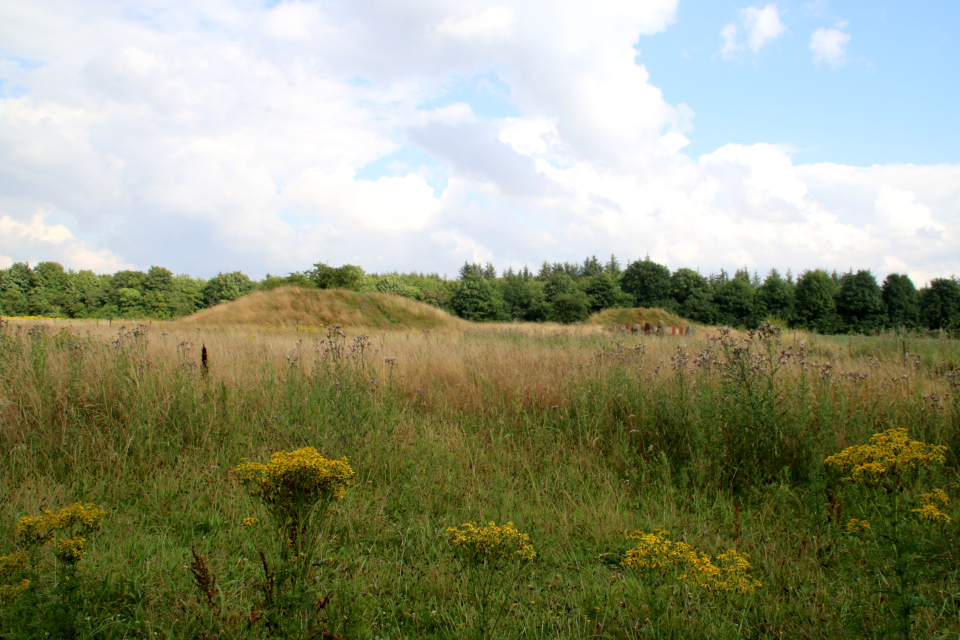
{"left": 0, "top": 549, "right": 29, "bottom": 604}
{"left": 0, "top": 579, "right": 30, "bottom": 604}
{"left": 622, "top": 530, "right": 761, "bottom": 595}
{"left": 15, "top": 503, "right": 106, "bottom": 561}
{"left": 622, "top": 529, "right": 690, "bottom": 570}
{"left": 242, "top": 517, "right": 260, "bottom": 527}
{"left": 51, "top": 537, "right": 85, "bottom": 563}
{"left": 912, "top": 489, "right": 951, "bottom": 523}
{"left": 824, "top": 429, "right": 947, "bottom": 485}
{"left": 446, "top": 521, "right": 537, "bottom": 565}
{"left": 233, "top": 448, "right": 354, "bottom": 507}
{"left": 0, "top": 552, "right": 28, "bottom": 575}
{"left": 846, "top": 518, "right": 872, "bottom": 533}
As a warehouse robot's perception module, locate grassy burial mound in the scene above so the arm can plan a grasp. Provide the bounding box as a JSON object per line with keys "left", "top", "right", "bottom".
{"left": 589, "top": 306, "right": 694, "bottom": 330}
{"left": 177, "top": 286, "right": 467, "bottom": 330}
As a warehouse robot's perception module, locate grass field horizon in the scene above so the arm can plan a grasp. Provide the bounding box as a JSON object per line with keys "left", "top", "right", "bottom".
{"left": 1, "top": 302, "right": 959, "bottom": 638}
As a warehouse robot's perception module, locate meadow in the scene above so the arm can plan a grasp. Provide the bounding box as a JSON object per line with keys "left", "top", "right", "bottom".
{"left": 0, "top": 304, "right": 959, "bottom": 639}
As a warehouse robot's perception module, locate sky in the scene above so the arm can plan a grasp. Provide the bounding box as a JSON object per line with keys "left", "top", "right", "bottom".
{"left": 0, "top": 0, "right": 958, "bottom": 284}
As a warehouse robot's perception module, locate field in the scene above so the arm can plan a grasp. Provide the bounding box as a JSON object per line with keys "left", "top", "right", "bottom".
{"left": 1, "top": 297, "right": 959, "bottom": 639}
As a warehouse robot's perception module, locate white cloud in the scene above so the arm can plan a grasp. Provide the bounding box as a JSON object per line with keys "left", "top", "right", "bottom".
{"left": 874, "top": 185, "right": 944, "bottom": 235}
{"left": 263, "top": 2, "right": 325, "bottom": 42}
{"left": 436, "top": 5, "right": 517, "bottom": 40}
{"left": 0, "top": 212, "right": 131, "bottom": 272}
{"left": 721, "top": 4, "right": 787, "bottom": 58}
{"left": 810, "top": 23, "right": 851, "bottom": 66}
{"left": 0, "top": 0, "right": 957, "bottom": 284}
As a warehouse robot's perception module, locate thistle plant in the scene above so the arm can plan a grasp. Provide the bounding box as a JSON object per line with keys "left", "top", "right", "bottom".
{"left": 445, "top": 521, "right": 536, "bottom": 639}
{"left": 0, "top": 502, "right": 106, "bottom": 637}
{"left": 233, "top": 447, "right": 354, "bottom": 636}
{"left": 824, "top": 428, "right": 951, "bottom": 639}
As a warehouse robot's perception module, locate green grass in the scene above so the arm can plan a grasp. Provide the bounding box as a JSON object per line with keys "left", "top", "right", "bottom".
{"left": 1, "top": 319, "right": 959, "bottom": 639}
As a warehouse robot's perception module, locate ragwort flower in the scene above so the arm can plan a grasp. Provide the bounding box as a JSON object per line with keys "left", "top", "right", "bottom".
{"left": 446, "top": 521, "right": 536, "bottom": 566}
{"left": 824, "top": 428, "right": 947, "bottom": 486}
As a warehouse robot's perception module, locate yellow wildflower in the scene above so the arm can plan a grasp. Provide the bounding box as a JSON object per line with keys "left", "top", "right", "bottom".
{"left": 824, "top": 429, "right": 947, "bottom": 485}
{"left": 0, "top": 579, "right": 30, "bottom": 604}
{"left": 623, "top": 531, "right": 760, "bottom": 595}
{"left": 56, "top": 503, "right": 107, "bottom": 531}
{"left": 16, "top": 503, "right": 106, "bottom": 546}
{"left": 51, "top": 537, "right": 85, "bottom": 563}
{"left": 912, "top": 489, "right": 951, "bottom": 522}
{"left": 446, "top": 521, "right": 536, "bottom": 565}
{"left": 912, "top": 504, "right": 951, "bottom": 522}
{"left": 0, "top": 552, "right": 28, "bottom": 577}
{"left": 846, "top": 518, "right": 871, "bottom": 533}
{"left": 622, "top": 530, "right": 692, "bottom": 570}
{"left": 242, "top": 517, "right": 260, "bottom": 527}
{"left": 234, "top": 447, "right": 354, "bottom": 506}
{"left": 16, "top": 514, "right": 53, "bottom": 545}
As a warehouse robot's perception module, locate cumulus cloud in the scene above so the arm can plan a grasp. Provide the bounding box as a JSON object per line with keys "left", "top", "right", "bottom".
{"left": 810, "top": 22, "right": 851, "bottom": 67}
{"left": 721, "top": 4, "right": 787, "bottom": 58}
{"left": 0, "top": 212, "right": 131, "bottom": 272}
{"left": 436, "top": 5, "right": 517, "bottom": 40}
{"left": 0, "top": 0, "right": 956, "bottom": 283}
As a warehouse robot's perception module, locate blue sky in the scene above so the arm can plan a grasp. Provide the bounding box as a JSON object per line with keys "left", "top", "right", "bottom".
{"left": 0, "top": 0, "right": 958, "bottom": 283}
{"left": 638, "top": 0, "right": 960, "bottom": 166}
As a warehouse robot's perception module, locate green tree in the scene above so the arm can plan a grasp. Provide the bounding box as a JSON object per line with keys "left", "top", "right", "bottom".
{"left": 604, "top": 254, "right": 623, "bottom": 278}
{"left": 67, "top": 270, "right": 107, "bottom": 317}
{"left": 5, "top": 262, "right": 35, "bottom": 293}
{"left": 669, "top": 268, "right": 711, "bottom": 307}
{"left": 145, "top": 266, "right": 174, "bottom": 294}
{"left": 450, "top": 274, "right": 507, "bottom": 322}
{"left": 794, "top": 270, "right": 840, "bottom": 334}
{"left": 882, "top": 274, "right": 920, "bottom": 329}
{"left": 458, "top": 262, "right": 485, "bottom": 280}
{"left": 0, "top": 289, "right": 28, "bottom": 316}
{"left": 919, "top": 278, "right": 960, "bottom": 331}
{"left": 500, "top": 276, "right": 549, "bottom": 321}
{"left": 621, "top": 258, "right": 671, "bottom": 308}
{"left": 309, "top": 263, "right": 366, "bottom": 290}
{"left": 757, "top": 269, "right": 795, "bottom": 321}
{"left": 680, "top": 289, "right": 718, "bottom": 324}
{"left": 549, "top": 292, "right": 590, "bottom": 323}
{"left": 375, "top": 274, "right": 420, "bottom": 299}
{"left": 31, "top": 262, "right": 70, "bottom": 316}
{"left": 836, "top": 270, "right": 885, "bottom": 333}
{"left": 118, "top": 287, "right": 145, "bottom": 317}
{"left": 203, "top": 271, "right": 255, "bottom": 307}
{"left": 714, "top": 279, "right": 759, "bottom": 328}
{"left": 583, "top": 272, "right": 628, "bottom": 313}
{"left": 580, "top": 255, "right": 604, "bottom": 278}
{"left": 543, "top": 272, "right": 578, "bottom": 302}
{"left": 168, "top": 275, "right": 205, "bottom": 317}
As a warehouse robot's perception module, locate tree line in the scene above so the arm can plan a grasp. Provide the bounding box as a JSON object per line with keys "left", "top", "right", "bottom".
{"left": 2, "top": 256, "right": 958, "bottom": 334}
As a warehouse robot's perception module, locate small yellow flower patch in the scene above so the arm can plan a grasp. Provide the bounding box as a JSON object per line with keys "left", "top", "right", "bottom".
{"left": 446, "top": 521, "right": 536, "bottom": 565}
{"left": 622, "top": 530, "right": 760, "bottom": 595}
{"left": 912, "top": 489, "right": 951, "bottom": 522}
{"left": 846, "top": 518, "right": 871, "bottom": 533}
{"left": 16, "top": 503, "right": 106, "bottom": 546}
{"left": 51, "top": 536, "right": 86, "bottom": 563}
{"left": 0, "top": 552, "right": 28, "bottom": 577}
{"left": 0, "top": 579, "right": 30, "bottom": 604}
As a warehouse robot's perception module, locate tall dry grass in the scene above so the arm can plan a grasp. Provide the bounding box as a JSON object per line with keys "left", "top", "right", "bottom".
{"left": 2, "top": 316, "right": 959, "bottom": 638}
